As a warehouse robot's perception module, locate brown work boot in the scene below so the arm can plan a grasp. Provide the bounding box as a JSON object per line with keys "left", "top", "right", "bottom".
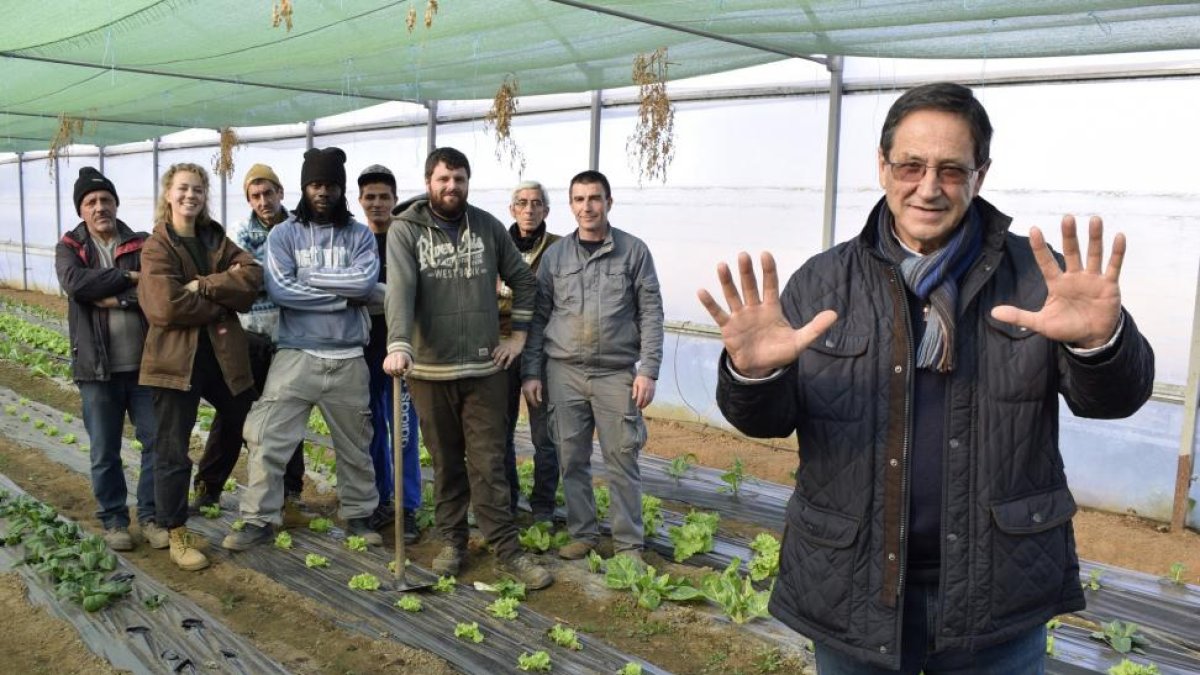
{"left": 432, "top": 545, "right": 465, "bottom": 576}
{"left": 168, "top": 527, "right": 210, "bottom": 571}
{"left": 496, "top": 553, "right": 553, "bottom": 590}
{"left": 557, "top": 539, "right": 595, "bottom": 560}
{"left": 281, "top": 494, "right": 311, "bottom": 529}
{"left": 141, "top": 521, "right": 170, "bottom": 550}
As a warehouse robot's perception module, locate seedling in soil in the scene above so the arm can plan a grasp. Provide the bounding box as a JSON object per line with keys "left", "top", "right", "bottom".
{"left": 19, "top": 413, "right": 29, "bottom": 422}
{"left": 305, "top": 554, "right": 329, "bottom": 569}
{"left": 454, "top": 621, "right": 484, "bottom": 643}
{"left": 665, "top": 452, "right": 697, "bottom": 484}
{"left": 517, "top": 458, "right": 535, "bottom": 499}
{"left": 433, "top": 575, "right": 457, "bottom": 592}
{"left": 668, "top": 510, "right": 720, "bottom": 562}
{"left": 199, "top": 504, "right": 221, "bottom": 519}
{"left": 604, "top": 555, "right": 702, "bottom": 610}
{"left": 143, "top": 594, "right": 166, "bottom": 610}
{"left": 231, "top": 519, "right": 246, "bottom": 532}
{"left": 517, "top": 650, "right": 551, "bottom": 671}
{"left": 32, "top": 419, "right": 45, "bottom": 429}
{"left": 1090, "top": 620, "right": 1149, "bottom": 655}
{"left": 308, "top": 517, "right": 333, "bottom": 533}
{"left": 345, "top": 535, "right": 368, "bottom": 552}
{"left": 348, "top": 573, "right": 381, "bottom": 591}
{"left": 487, "top": 596, "right": 520, "bottom": 620}
{"left": 395, "top": 594, "right": 423, "bottom": 612}
{"left": 131, "top": 440, "right": 143, "bottom": 452}
{"left": 1084, "top": 568, "right": 1103, "bottom": 591}
{"left": 518, "top": 521, "right": 569, "bottom": 553}
{"left": 618, "top": 664, "right": 643, "bottom": 675}
{"left": 45, "top": 425, "right": 59, "bottom": 437}
{"left": 718, "top": 456, "right": 748, "bottom": 499}
{"left": 274, "top": 531, "right": 293, "bottom": 550}
{"left": 748, "top": 532, "right": 780, "bottom": 581}
{"left": 223, "top": 478, "right": 238, "bottom": 492}
{"left": 62, "top": 433, "right": 76, "bottom": 445}
{"left": 474, "top": 577, "right": 526, "bottom": 600}
{"left": 62, "top": 413, "right": 74, "bottom": 423}
{"left": 4, "top": 405, "right": 15, "bottom": 415}
{"left": 419, "top": 443, "right": 432, "bottom": 467}
{"left": 1167, "top": 562, "right": 1187, "bottom": 585}
{"left": 586, "top": 549, "right": 605, "bottom": 573}
{"left": 1108, "top": 659, "right": 1161, "bottom": 675}
{"left": 18, "top": 397, "right": 28, "bottom": 406}
{"left": 1046, "top": 634, "right": 1056, "bottom": 656}
{"left": 642, "top": 494, "right": 663, "bottom": 536}
{"left": 548, "top": 623, "right": 582, "bottom": 650}
{"left": 700, "top": 558, "right": 771, "bottom": 624}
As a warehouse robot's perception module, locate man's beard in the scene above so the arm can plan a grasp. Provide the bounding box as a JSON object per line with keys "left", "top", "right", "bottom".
{"left": 430, "top": 189, "right": 466, "bottom": 220}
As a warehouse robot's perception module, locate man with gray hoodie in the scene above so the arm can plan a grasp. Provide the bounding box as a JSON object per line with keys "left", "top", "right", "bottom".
{"left": 223, "top": 147, "right": 381, "bottom": 550}
{"left": 383, "top": 147, "right": 552, "bottom": 589}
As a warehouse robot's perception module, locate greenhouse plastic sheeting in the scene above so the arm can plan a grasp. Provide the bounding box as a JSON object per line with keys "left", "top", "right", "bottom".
{"left": 5, "top": 1, "right": 1200, "bottom": 151}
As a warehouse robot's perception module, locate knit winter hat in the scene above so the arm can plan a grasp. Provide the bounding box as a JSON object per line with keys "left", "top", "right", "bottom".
{"left": 73, "top": 167, "right": 119, "bottom": 215}
{"left": 357, "top": 164, "right": 396, "bottom": 191}
{"left": 300, "top": 147, "right": 347, "bottom": 189}
{"left": 243, "top": 163, "right": 282, "bottom": 198}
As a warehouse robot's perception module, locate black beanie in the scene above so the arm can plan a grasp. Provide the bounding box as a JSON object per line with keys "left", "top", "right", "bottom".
{"left": 73, "top": 167, "right": 119, "bottom": 215}
{"left": 300, "top": 147, "right": 347, "bottom": 189}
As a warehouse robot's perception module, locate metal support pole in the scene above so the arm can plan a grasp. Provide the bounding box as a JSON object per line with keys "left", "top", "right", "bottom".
{"left": 1172, "top": 258, "right": 1200, "bottom": 532}
{"left": 821, "top": 55, "right": 844, "bottom": 250}
{"left": 17, "top": 153, "right": 28, "bottom": 291}
{"left": 426, "top": 100, "right": 438, "bottom": 155}
{"left": 53, "top": 155, "right": 63, "bottom": 237}
{"left": 152, "top": 137, "right": 160, "bottom": 205}
{"left": 589, "top": 90, "right": 602, "bottom": 171}
{"left": 98, "top": 145, "right": 105, "bottom": 173}
{"left": 305, "top": 121, "right": 314, "bottom": 150}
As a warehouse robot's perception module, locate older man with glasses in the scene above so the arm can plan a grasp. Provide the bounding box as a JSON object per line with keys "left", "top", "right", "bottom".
{"left": 700, "top": 82, "right": 1154, "bottom": 673}
{"left": 498, "top": 181, "right": 561, "bottom": 522}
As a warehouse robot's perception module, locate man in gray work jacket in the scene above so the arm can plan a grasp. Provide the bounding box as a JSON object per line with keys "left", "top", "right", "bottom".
{"left": 522, "top": 170, "right": 664, "bottom": 562}
{"left": 699, "top": 82, "right": 1154, "bottom": 672}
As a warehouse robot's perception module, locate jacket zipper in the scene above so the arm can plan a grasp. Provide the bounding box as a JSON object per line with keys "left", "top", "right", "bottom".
{"left": 892, "top": 266, "right": 915, "bottom": 601}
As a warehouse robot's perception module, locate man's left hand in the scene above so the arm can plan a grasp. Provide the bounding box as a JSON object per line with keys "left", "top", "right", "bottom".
{"left": 991, "top": 215, "right": 1123, "bottom": 349}
{"left": 632, "top": 375, "right": 656, "bottom": 410}
{"left": 493, "top": 331, "right": 526, "bottom": 369}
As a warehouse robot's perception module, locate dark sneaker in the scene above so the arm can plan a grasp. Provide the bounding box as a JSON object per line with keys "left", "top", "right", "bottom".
{"left": 432, "top": 545, "right": 465, "bottom": 576}
{"left": 497, "top": 553, "right": 553, "bottom": 590}
{"left": 531, "top": 511, "right": 555, "bottom": 525}
{"left": 221, "top": 522, "right": 274, "bottom": 551}
{"left": 104, "top": 526, "right": 134, "bottom": 551}
{"left": 557, "top": 539, "right": 595, "bottom": 560}
{"left": 402, "top": 509, "right": 420, "bottom": 545}
{"left": 346, "top": 518, "right": 383, "bottom": 547}
{"left": 366, "top": 501, "right": 395, "bottom": 532}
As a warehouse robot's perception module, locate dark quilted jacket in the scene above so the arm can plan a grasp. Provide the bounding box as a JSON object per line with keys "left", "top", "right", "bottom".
{"left": 717, "top": 197, "right": 1154, "bottom": 669}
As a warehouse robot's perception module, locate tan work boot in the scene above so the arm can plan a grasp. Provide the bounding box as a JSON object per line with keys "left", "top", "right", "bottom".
{"left": 557, "top": 539, "right": 595, "bottom": 560}
{"left": 169, "top": 527, "right": 210, "bottom": 571}
{"left": 496, "top": 553, "right": 554, "bottom": 590}
{"left": 104, "top": 526, "right": 134, "bottom": 552}
{"left": 141, "top": 521, "right": 170, "bottom": 550}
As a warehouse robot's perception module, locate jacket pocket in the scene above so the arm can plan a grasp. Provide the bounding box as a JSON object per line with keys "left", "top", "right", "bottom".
{"left": 778, "top": 493, "right": 862, "bottom": 633}
{"left": 619, "top": 413, "right": 646, "bottom": 454}
{"left": 799, "top": 328, "right": 869, "bottom": 421}
{"left": 983, "top": 314, "right": 1051, "bottom": 402}
{"left": 989, "top": 486, "right": 1076, "bottom": 620}
{"left": 551, "top": 266, "right": 583, "bottom": 316}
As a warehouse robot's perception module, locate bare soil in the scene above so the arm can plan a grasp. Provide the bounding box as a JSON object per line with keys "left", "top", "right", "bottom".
{"left": 1, "top": 286, "right": 1196, "bottom": 675}
{"left": 0, "top": 573, "right": 121, "bottom": 675}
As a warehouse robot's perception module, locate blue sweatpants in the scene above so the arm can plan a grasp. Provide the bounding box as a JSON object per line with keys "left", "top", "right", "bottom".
{"left": 367, "top": 355, "right": 421, "bottom": 511}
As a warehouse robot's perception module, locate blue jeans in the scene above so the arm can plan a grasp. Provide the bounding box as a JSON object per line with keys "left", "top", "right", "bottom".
{"left": 366, "top": 351, "right": 421, "bottom": 511}
{"left": 79, "top": 372, "right": 157, "bottom": 528}
{"left": 815, "top": 583, "right": 1047, "bottom": 675}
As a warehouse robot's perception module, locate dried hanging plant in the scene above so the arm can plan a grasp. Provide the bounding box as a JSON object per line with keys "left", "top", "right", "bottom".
{"left": 627, "top": 47, "right": 676, "bottom": 184}
{"left": 48, "top": 114, "right": 86, "bottom": 179}
{"left": 484, "top": 75, "right": 525, "bottom": 174}
{"left": 406, "top": 6, "right": 417, "bottom": 32}
{"left": 425, "top": 0, "right": 439, "bottom": 28}
{"left": 212, "top": 127, "right": 241, "bottom": 182}
{"left": 272, "top": 0, "right": 294, "bottom": 32}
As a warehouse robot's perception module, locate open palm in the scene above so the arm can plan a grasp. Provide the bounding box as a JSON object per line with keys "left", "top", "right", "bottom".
{"left": 991, "top": 215, "right": 1124, "bottom": 349}
{"left": 698, "top": 252, "right": 837, "bottom": 379}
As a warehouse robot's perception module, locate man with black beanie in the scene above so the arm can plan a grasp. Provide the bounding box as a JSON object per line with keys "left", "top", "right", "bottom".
{"left": 224, "top": 147, "right": 383, "bottom": 551}
{"left": 57, "top": 167, "right": 167, "bottom": 552}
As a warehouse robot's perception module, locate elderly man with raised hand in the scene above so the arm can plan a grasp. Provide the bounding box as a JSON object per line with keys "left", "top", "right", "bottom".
{"left": 499, "top": 180, "right": 561, "bottom": 521}
{"left": 521, "top": 170, "right": 664, "bottom": 564}
{"left": 223, "top": 147, "right": 381, "bottom": 551}
{"left": 700, "top": 82, "right": 1154, "bottom": 674}
{"left": 383, "top": 147, "right": 553, "bottom": 590}
{"left": 55, "top": 167, "right": 166, "bottom": 552}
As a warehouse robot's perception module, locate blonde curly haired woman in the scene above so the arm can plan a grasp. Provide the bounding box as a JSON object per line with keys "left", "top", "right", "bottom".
{"left": 138, "top": 163, "right": 262, "bottom": 570}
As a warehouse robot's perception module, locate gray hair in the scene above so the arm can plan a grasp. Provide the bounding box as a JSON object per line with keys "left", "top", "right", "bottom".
{"left": 511, "top": 180, "right": 549, "bottom": 207}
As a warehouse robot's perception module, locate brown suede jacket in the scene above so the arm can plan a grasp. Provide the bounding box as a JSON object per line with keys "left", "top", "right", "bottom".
{"left": 137, "top": 219, "right": 263, "bottom": 394}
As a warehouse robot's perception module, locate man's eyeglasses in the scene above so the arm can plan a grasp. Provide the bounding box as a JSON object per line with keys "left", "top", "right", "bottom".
{"left": 885, "top": 160, "right": 979, "bottom": 186}
{"left": 513, "top": 199, "right": 545, "bottom": 210}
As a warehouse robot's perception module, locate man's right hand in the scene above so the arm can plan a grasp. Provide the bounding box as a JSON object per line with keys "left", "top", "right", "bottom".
{"left": 522, "top": 379, "right": 542, "bottom": 408}
{"left": 697, "top": 251, "right": 838, "bottom": 379}
{"left": 383, "top": 352, "right": 411, "bottom": 377}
